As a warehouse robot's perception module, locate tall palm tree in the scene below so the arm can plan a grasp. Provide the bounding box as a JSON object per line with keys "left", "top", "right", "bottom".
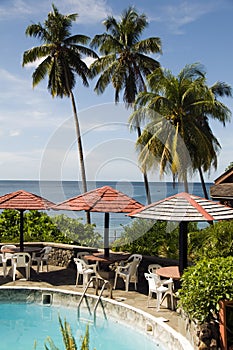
{"left": 90, "top": 6, "right": 162, "bottom": 204}
{"left": 130, "top": 63, "right": 232, "bottom": 195}
{"left": 22, "top": 5, "right": 98, "bottom": 223}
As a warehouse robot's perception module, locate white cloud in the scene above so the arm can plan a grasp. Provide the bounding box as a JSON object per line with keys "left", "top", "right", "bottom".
{"left": 0, "top": 0, "right": 111, "bottom": 25}
{"left": 0, "top": 149, "right": 42, "bottom": 179}
{"left": 10, "top": 130, "right": 21, "bottom": 137}
{"left": 23, "top": 58, "right": 44, "bottom": 69}
{"left": 0, "top": 0, "right": 34, "bottom": 18}
{"left": 59, "top": 0, "right": 111, "bottom": 23}
{"left": 151, "top": 0, "right": 221, "bottom": 34}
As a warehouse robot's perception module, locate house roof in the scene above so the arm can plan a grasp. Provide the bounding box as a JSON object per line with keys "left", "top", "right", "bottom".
{"left": 214, "top": 167, "right": 233, "bottom": 184}
{"left": 210, "top": 183, "right": 233, "bottom": 199}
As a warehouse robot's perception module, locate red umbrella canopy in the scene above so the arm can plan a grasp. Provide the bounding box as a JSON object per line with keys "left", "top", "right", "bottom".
{"left": 55, "top": 186, "right": 143, "bottom": 213}
{"left": 0, "top": 190, "right": 55, "bottom": 251}
{"left": 0, "top": 190, "right": 55, "bottom": 210}
{"left": 55, "top": 186, "right": 143, "bottom": 257}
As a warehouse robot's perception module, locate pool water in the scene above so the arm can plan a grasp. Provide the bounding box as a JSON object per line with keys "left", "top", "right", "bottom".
{"left": 0, "top": 302, "right": 165, "bottom": 349}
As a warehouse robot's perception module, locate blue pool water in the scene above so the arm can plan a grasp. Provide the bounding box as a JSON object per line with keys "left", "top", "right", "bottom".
{"left": 0, "top": 302, "right": 165, "bottom": 349}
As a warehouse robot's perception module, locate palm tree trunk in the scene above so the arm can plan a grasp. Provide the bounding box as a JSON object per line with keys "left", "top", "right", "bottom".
{"left": 136, "top": 125, "right": 152, "bottom": 204}
{"left": 70, "top": 92, "right": 91, "bottom": 224}
{"left": 198, "top": 167, "right": 209, "bottom": 199}
{"left": 183, "top": 172, "right": 189, "bottom": 193}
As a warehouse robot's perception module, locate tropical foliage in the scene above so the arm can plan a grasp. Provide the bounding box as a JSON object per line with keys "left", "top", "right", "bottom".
{"left": 112, "top": 218, "right": 198, "bottom": 260}
{"left": 35, "top": 316, "right": 94, "bottom": 350}
{"left": 188, "top": 220, "right": 233, "bottom": 260}
{"left": 22, "top": 5, "right": 98, "bottom": 223}
{"left": 90, "top": 6, "right": 162, "bottom": 204}
{"left": 130, "top": 63, "right": 232, "bottom": 193}
{"left": 52, "top": 214, "right": 101, "bottom": 247}
{"left": 90, "top": 6, "right": 161, "bottom": 105}
{"left": 0, "top": 210, "right": 101, "bottom": 247}
{"left": 178, "top": 257, "right": 233, "bottom": 323}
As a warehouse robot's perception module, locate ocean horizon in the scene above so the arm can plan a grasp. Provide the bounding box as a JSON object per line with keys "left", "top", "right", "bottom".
{"left": 0, "top": 180, "right": 213, "bottom": 240}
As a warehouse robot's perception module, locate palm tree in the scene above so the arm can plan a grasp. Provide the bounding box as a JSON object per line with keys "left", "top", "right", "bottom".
{"left": 130, "top": 63, "right": 232, "bottom": 195}
{"left": 90, "top": 6, "right": 162, "bottom": 204}
{"left": 22, "top": 5, "right": 98, "bottom": 223}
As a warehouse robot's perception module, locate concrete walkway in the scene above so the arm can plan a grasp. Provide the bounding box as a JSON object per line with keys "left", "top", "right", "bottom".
{"left": 0, "top": 264, "right": 188, "bottom": 339}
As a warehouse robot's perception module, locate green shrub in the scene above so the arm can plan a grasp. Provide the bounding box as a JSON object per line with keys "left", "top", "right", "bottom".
{"left": 178, "top": 256, "right": 233, "bottom": 323}
{"left": 112, "top": 218, "right": 198, "bottom": 259}
{"left": 0, "top": 210, "right": 101, "bottom": 247}
{"left": 189, "top": 221, "right": 233, "bottom": 260}
{"left": 52, "top": 214, "right": 102, "bottom": 247}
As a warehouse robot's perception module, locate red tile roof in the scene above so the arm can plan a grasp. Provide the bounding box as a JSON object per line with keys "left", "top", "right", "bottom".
{"left": 0, "top": 190, "right": 55, "bottom": 210}
{"left": 55, "top": 186, "right": 143, "bottom": 213}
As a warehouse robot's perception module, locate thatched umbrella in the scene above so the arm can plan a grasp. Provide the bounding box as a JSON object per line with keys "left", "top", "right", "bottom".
{"left": 54, "top": 185, "right": 143, "bottom": 256}
{"left": 128, "top": 192, "right": 233, "bottom": 274}
{"left": 0, "top": 190, "right": 55, "bottom": 251}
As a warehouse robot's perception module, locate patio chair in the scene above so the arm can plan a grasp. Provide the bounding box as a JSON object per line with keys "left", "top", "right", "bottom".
{"left": 11, "top": 252, "right": 31, "bottom": 281}
{"left": 144, "top": 272, "right": 174, "bottom": 311}
{"left": 113, "top": 254, "right": 142, "bottom": 292}
{"left": 0, "top": 253, "right": 5, "bottom": 277}
{"left": 32, "top": 246, "right": 52, "bottom": 273}
{"left": 148, "top": 263, "right": 162, "bottom": 274}
{"left": 1, "top": 244, "right": 17, "bottom": 277}
{"left": 77, "top": 251, "right": 90, "bottom": 264}
{"left": 74, "top": 258, "right": 97, "bottom": 287}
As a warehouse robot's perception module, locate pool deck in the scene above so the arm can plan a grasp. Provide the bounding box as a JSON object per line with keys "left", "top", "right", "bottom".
{"left": 0, "top": 264, "right": 189, "bottom": 340}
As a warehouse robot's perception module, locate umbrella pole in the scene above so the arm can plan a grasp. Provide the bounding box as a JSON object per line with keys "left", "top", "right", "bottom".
{"left": 104, "top": 213, "right": 109, "bottom": 257}
{"left": 179, "top": 221, "right": 188, "bottom": 275}
{"left": 19, "top": 209, "right": 24, "bottom": 252}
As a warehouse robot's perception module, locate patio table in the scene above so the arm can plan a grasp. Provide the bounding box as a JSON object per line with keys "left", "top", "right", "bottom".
{"left": 84, "top": 252, "right": 130, "bottom": 281}
{"left": 156, "top": 266, "right": 180, "bottom": 280}
{"left": 84, "top": 252, "right": 130, "bottom": 264}
{"left": 1, "top": 246, "right": 42, "bottom": 255}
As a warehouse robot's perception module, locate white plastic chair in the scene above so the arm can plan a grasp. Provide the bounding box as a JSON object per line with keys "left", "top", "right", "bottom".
{"left": 144, "top": 272, "right": 174, "bottom": 311}
{"left": 148, "top": 263, "right": 162, "bottom": 274}
{"left": 32, "top": 246, "right": 52, "bottom": 273}
{"left": 77, "top": 251, "right": 90, "bottom": 264}
{"left": 1, "top": 244, "right": 17, "bottom": 277}
{"left": 0, "top": 253, "right": 5, "bottom": 277}
{"left": 74, "top": 258, "right": 97, "bottom": 287}
{"left": 11, "top": 252, "right": 31, "bottom": 281}
{"left": 113, "top": 254, "right": 142, "bottom": 292}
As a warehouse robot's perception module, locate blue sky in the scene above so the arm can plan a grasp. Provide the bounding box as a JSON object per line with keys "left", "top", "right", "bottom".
{"left": 0, "top": 0, "right": 232, "bottom": 184}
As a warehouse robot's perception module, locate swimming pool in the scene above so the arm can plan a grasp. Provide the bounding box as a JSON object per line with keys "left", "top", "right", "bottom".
{"left": 0, "top": 302, "right": 164, "bottom": 349}
{"left": 0, "top": 287, "right": 193, "bottom": 350}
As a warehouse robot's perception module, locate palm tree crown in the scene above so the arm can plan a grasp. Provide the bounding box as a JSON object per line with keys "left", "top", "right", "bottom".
{"left": 23, "top": 4, "right": 98, "bottom": 97}
{"left": 90, "top": 6, "right": 162, "bottom": 204}
{"left": 22, "top": 5, "right": 98, "bottom": 224}
{"left": 130, "top": 63, "right": 232, "bottom": 192}
{"left": 90, "top": 6, "right": 162, "bottom": 106}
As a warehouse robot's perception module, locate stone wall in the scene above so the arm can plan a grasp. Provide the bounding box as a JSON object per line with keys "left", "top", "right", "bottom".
{"left": 177, "top": 311, "right": 220, "bottom": 350}
{"left": 22, "top": 242, "right": 98, "bottom": 268}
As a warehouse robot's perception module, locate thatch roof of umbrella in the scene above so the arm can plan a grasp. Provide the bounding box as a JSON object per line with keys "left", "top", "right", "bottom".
{"left": 128, "top": 192, "right": 233, "bottom": 221}
{"left": 0, "top": 190, "right": 55, "bottom": 251}
{"left": 128, "top": 192, "right": 233, "bottom": 273}
{"left": 55, "top": 186, "right": 143, "bottom": 256}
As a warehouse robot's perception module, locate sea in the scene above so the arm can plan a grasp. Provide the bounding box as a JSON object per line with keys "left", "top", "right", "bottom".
{"left": 0, "top": 180, "right": 213, "bottom": 240}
